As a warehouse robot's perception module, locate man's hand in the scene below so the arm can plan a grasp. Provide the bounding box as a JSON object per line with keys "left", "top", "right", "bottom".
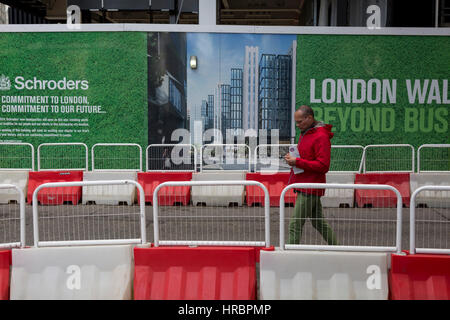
{"left": 284, "top": 153, "right": 297, "bottom": 167}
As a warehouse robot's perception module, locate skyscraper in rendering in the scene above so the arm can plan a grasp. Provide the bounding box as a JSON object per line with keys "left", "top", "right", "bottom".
{"left": 207, "top": 94, "right": 214, "bottom": 131}
{"left": 230, "top": 68, "right": 243, "bottom": 130}
{"left": 258, "top": 53, "right": 292, "bottom": 141}
{"left": 217, "top": 84, "right": 231, "bottom": 134}
{"left": 148, "top": 32, "right": 187, "bottom": 144}
{"left": 243, "top": 46, "right": 259, "bottom": 135}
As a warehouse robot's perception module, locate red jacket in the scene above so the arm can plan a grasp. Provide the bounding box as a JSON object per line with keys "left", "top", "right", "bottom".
{"left": 289, "top": 122, "right": 333, "bottom": 196}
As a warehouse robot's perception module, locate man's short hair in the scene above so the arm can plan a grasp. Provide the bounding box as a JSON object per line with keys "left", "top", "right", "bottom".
{"left": 297, "top": 105, "right": 314, "bottom": 118}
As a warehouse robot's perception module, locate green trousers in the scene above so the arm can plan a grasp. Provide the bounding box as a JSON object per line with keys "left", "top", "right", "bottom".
{"left": 288, "top": 192, "right": 339, "bottom": 245}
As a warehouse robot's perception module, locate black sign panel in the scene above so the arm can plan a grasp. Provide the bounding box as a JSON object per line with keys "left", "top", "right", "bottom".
{"left": 103, "top": 0, "right": 150, "bottom": 10}
{"left": 151, "top": 0, "right": 175, "bottom": 10}
{"left": 67, "top": 0, "right": 102, "bottom": 10}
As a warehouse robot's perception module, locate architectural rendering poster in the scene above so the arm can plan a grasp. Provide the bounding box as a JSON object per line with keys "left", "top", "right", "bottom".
{"left": 147, "top": 32, "right": 297, "bottom": 147}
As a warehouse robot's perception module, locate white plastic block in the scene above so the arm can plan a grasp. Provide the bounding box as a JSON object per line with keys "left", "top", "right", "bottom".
{"left": 0, "top": 170, "right": 29, "bottom": 204}
{"left": 321, "top": 173, "right": 355, "bottom": 208}
{"left": 10, "top": 245, "right": 134, "bottom": 300}
{"left": 82, "top": 171, "right": 137, "bottom": 205}
{"left": 191, "top": 171, "right": 245, "bottom": 206}
{"left": 410, "top": 173, "right": 450, "bottom": 207}
{"left": 260, "top": 250, "right": 389, "bottom": 300}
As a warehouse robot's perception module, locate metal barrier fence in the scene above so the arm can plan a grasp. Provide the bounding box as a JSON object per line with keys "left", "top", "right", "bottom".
{"left": 417, "top": 144, "right": 450, "bottom": 173}
{"left": 37, "top": 143, "right": 88, "bottom": 171}
{"left": 410, "top": 185, "right": 450, "bottom": 255}
{"left": 152, "top": 180, "right": 270, "bottom": 247}
{"left": 91, "top": 143, "right": 142, "bottom": 171}
{"left": 363, "top": 144, "right": 415, "bottom": 173}
{"left": 254, "top": 144, "right": 292, "bottom": 172}
{"left": 201, "top": 144, "right": 251, "bottom": 172}
{"left": 279, "top": 183, "right": 403, "bottom": 253}
{"left": 7, "top": 142, "right": 450, "bottom": 173}
{"left": 330, "top": 145, "right": 364, "bottom": 173}
{"left": 146, "top": 144, "right": 197, "bottom": 172}
{"left": 32, "top": 180, "right": 146, "bottom": 247}
{"left": 0, "top": 184, "right": 25, "bottom": 249}
{"left": 0, "top": 142, "right": 35, "bottom": 171}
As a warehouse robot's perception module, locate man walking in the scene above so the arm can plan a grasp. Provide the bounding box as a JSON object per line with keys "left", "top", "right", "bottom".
{"left": 284, "top": 105, "right": 338, "bottom": 245}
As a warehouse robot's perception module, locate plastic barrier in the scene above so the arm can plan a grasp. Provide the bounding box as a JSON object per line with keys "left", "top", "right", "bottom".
{"left": 389, "top": 252, "right": 450, "bottom": 300}
{"left": 191, "top": 171, "right": 246, "bottom": 206}
{"left": 82, "top": 171, "right": 137, "bottom": 205}
{"left": 246, "top": 172, "right": 295, "bottom": 207}
{"left": 354, "top": 173, "right": 410, "bottom": 208}
{"left": 0, "top": 170, "right": 29, "bottom": 204}
{"left": 133, "top": 246, "right": 256, "bottom": 300}
{"left": 0, "top": 250, "right": 11, "bottom": 300}
{"left": 137, "top": 172, "right": 192, "bottom": 205}
{"left": 27, "top": 171, "right": 83, "bottom": 205}
{"left": 10, "top": 245, "right": 134, "bottom": 300}
{"left": 410, "top": 173, "right": 450, "bottom": 207}
{"left": 321, "top": 173, "right": 355, "bottom": 207}
{"left": 260, "top": 250, "right": 389, "bottom": 300}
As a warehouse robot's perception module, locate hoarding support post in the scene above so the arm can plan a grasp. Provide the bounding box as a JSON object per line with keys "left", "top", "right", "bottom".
{"left": 199, "top": 0, "right": 216, "bottom": 25}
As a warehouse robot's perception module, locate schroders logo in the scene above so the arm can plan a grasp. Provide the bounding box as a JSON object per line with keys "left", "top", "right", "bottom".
{"left": 0, "top": 74, "right": 11, "bottom": 91}
{"left": 1, "top": 75, "right": 89, "bottom": 91}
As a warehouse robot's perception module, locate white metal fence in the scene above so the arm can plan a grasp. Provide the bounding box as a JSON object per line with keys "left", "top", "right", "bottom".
{"left": 417, "top": 144, "right": 450, "bottom": 173}
{"left": 152, "top": 180, "right": 270, "bottom": 247}
{"left": 363, "top": 144, "right": 415, "bottom": 173}
{"left": 254, "top": 144, "right": 292, "bottom": 172}
{"left": 37, "top": 143, "right": 88, "bottom": 171}
{"left": 146, "top": 144, "right": 197, "bottom": 172}
{"left": 410, "top": 186, "right": 450, "bottom": 255}
{"left": 201, "top": 144, "right": 251, "bottom": 171}
{"left": 31, "top": 180, "right": 146, "bottom": 247}
{"left": 0, "top": 142, "right": 35, "bottom": 171}
{"left": 330, "top": 145, "right": 364, "bottom": 173}
{"left": 91, "top": 143, "right": 142, "bottom": 171}
{"left": 7, "top": 142, "right": 450, "bottom": 174}
{"left": 0, "top": 184, "right": 25, "bottom": 249}
{"left": 279, "top": 183, "right": 403, "bottom": 253}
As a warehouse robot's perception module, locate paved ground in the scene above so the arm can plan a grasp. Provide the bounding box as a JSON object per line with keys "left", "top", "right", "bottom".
{"left": 1, "top": 203, "right": 448, "bottom": 251}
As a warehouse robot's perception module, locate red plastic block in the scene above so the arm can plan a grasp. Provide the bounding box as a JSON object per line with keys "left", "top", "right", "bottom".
{"left": 133, "top": 247, "right": 256, "bottom": 300}
{"left": 0, "top": 250, "right": 11, "bottom": 300}
{"left": 27, "top": 171, "right": 83, "bottom": 205}
{"left": 157, "top": 245, "right": 274, "bottom": 264}
{"left": 389, "top": 252, "right": 450, "bottom": 300}
{"left": 246, "top": 172, "right": 296, "bottom": 207}
{"left": 354, "top": 173, "right": 410, "bottom": 208}
{"left": 137, "top": 172, "right": 192, "bottom": 206}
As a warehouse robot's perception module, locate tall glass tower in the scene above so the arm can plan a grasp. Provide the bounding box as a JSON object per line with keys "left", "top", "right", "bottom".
{"left": 243, "top": 46, "right": 259, "bottom": 134}
{"left": 259, "top": 53, "right": 292, "bottom": 141}
{"left": 230, "top": 68, "right": 243, "bottom": 130}
{"left": 201, "top": 99, "right": 208, "bottom": 130}
{"left": 207, "top": 94, "right": 214, "bottom": 131}
{"left": 219, "top": 84, "right": 231, "bottom": 133}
